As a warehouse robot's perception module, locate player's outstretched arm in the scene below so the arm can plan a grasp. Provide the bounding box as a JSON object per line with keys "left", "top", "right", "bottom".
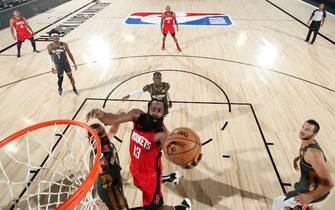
{"left": 154, "top": 127, "right": 170, "bottom": 144}
{"left": 122, "top": 89, "right": 144, "bottom": 101}
{"left": 86, "top": 108, "right": 142, "bottom": 125}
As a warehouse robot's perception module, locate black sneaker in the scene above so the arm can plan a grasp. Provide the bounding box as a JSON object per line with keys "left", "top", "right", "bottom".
{"left": 73, "top": 89, "right": 79, "bottom": 96}
{"left": 58, "top": 88, "right": 63, "bottom": 96}
{"left": 181, "top": 198, "right": 191, "bottom": 210}
{"left": 33, "top": 50, "right": 40, "bottom": 54}
{"left": 17, "top": 53, "right": 21, "bottom": 57}
{"left": 170, "top": 171, "right": 181, "bottom": 185}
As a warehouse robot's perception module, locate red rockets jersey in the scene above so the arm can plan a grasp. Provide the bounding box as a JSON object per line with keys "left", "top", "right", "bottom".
{"left": 11, "top": 16, "right": 32, "bottom": 41}
{"left": 129, "top": 112, "right": 166, "bottom": 175}
{"left": 129, "top": 127, "right": 162, "bottom": 174}
{"left": 12, "top": 17, "right": 30, "bottom": 34}
{"left": 162, "top": 12, "right": 175, "bottom": 28}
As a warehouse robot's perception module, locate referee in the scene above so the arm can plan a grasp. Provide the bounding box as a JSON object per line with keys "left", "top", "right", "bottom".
{"left": 305, "top": 3, "right": 326, "bottom": 44}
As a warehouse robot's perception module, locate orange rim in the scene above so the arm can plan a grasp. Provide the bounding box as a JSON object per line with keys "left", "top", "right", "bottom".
{"left": 0, "top": 119, "right": 101, "bottom": 209}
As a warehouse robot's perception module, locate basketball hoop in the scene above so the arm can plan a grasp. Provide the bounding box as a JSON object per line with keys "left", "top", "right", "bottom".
{"left": 0, "top": 120, "right": 101, "bottom": 209}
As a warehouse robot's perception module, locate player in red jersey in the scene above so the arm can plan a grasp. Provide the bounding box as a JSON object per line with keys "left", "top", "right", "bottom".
{"left": 87, "top": 99, "right": 202, "bottom": 210}
{"left": 9, "top": 10, "right": 39, "bottom": 57}
{"left": 161, "top": 5, "right": 181, "bottom": 52}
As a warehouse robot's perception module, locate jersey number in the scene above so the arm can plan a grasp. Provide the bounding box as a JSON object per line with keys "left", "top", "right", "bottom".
{"left": 133, "top": 145, "right": 141, "bottom": 159}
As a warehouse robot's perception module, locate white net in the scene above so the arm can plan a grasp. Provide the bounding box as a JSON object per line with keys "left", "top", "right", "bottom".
{"left": 0, "top": 121, "right": 101, "bottom": 210}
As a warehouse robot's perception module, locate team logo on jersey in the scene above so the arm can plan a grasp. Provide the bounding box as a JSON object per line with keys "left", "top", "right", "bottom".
{"left": 132, "top": 131, "right": 152, "bottom": 150}
{"left": 125, "top": 12, "right": 233, "bottom": 26}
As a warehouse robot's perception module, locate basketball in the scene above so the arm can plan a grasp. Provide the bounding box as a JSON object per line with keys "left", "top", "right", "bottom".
{"left": 163, "top": 127, "right": 201, "bottom": 167}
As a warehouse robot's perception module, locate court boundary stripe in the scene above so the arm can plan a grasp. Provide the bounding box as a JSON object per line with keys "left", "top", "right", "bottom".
{"left": 221, "top": 121, "right": 229, "bottom": 131}
{"left": 266, "top": 0, "right": 335, "bottom": 45}
{"left": 0, "top": 71, "right": 51, "bottom": 88}
{"left": 201, "top": 138, "right": 213, "bottom": 146}
{"left": 249, "top": 103, "right": 287, "bottom": 194}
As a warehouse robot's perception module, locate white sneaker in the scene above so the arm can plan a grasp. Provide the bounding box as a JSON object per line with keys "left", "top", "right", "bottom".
{"left": 181, "top": 198, "right": 191, "bottom": 210}
{"left": 172, "top": 171, "right": 181, "bottom": 185}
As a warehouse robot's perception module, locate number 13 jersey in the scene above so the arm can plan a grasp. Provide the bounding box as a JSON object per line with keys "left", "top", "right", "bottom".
{"left": 129, "top": 113, "right": 163, "bottom": 174}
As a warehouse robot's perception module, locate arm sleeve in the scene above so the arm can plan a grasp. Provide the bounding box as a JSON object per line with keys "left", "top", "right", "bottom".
{"left": 312, "top": 10, "right": 316, "bottom": 16}
{"left": 129, "top": 89, "right": 143, "bottom": 97}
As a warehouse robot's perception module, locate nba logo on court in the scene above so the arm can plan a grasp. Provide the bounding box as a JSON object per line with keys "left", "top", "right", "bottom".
{"left": 125, "top": 12, "right": 233, "bottom": 26}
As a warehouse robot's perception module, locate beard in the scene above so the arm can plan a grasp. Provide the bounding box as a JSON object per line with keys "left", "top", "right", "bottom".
{"left": 299, "top": 132, "right": 314, "bottom": 140}
{"left": 142, "top": 114, "right": 164, "bottom": 132}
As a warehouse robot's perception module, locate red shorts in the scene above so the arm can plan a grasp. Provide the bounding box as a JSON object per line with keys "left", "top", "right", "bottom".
{"left": 131, "top": 168, "right": 163, "bottom": 209}
{"left": 162, "top": 26, "right": 175, "bottom": 36}
{"left": 17, "top": 31, "right": 33, "bottom": 42}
